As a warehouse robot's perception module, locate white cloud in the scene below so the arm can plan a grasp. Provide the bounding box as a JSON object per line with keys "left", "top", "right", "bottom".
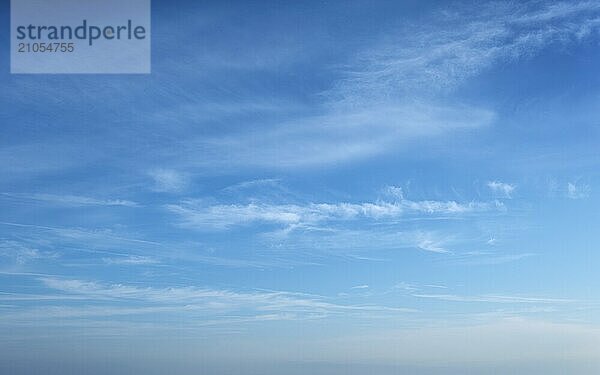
{"left": 329, "top": 2, "right": 600, "bottom": 100}
{"left": 394, "top": 282, "right": 418, "bottom": 292}
{"left": 148, "top": 169, "right": 189, "bottom": 193}
{"left": 0, "top": 241, "right": 58, "bottom": 265}
{"left": 567, "top": 182, "right": 590, "bottom": 199}
{"left": 412, "top": 293, "right": 573, "bottom": 304}
{"left": 384, "top": 185, "right": 405, "bottom": 200}
{"left": 102, "top": 256, "right": 160, "bottom": 265}
{"left": 423, "top": 284, "right": 448, "bottom": 289}
{"left": 487, "top": 181, "right": 516, "bottom": 198}
{"left": 222, "top": 178, "right": 282, "bottom": 192}
{"left": 416, "top": 233, "right": 450, "bottom": 254}
{"left": 1, "top": 193, "right": 138, "bottom": 207}
{"left": 166, "top": 196, "right": 501, "bottom": 230}
{"left": 186, "top": 103, "right": 495, "bottom": 168}
{"left": 130, "top": 2, "right": 600, "bottom": 170}
{"left": 451, "top": 252, "right": 535, "bottom": 266}
{"left": 36, "top": 278, "right": 414, "bottom": 319}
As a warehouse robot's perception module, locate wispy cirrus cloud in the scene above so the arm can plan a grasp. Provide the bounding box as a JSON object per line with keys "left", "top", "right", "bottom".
{"left": 0, "top": 222, "right": 303, "bottom": 270}
{"left": 448, "top": 251, "right": 535, "bottom": 266}
{"left": 487, "top": 181, "right": 516, "bottom": 198}
{"left": 0, "top": 240, "right": 58, "bottom": 265}
{"left": 0, "top": 222, "right": 160, "bottom": 246}
{"left": 167, "top": 2, "right": 600, "bottom": 170}
{"left": 166, "top": 195, "right": 502, "bottom": 230}
{"left": 148, "top": 169, "right": 189, "bottom": 193}
{"left": 415, "top": 233, "right": 451, "bottom": 254}
{"left": 0, "top": 193, "right": 138, "bottom": 207}
{"left": 567, "top": 182, "right": 591, "bottom": 199}
{"left": 329, "top": 1, "right": 600, "bottom": 100}
{"left": 412, "top": 293, "right": 573, "bottom": 304}
{"left": 31, "top": 278, "right": 414, "bottom": 320}
{"left": 102, "top": 255, "right": 160, "bottom": 265}
{"left": 222, "top": 178, "right": 282, "bottom": 192}
{"left": 184, "top": 103, "right": 495, "bottom": 168}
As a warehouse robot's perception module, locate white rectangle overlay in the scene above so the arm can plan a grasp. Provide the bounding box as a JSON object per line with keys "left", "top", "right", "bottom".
{"left": 11, "top": 0, "right": 151, "bottom": 74}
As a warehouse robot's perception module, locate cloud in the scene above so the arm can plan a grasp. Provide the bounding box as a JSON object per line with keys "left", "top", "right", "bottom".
{"left": 0, "top": 241, "right": 58, "bottom": 265}
{"left": 487, "top": 181, "right": 516, "bottom": 198}
{"left": 567, "top": 182, "right": 590, "bottom": 199}
{"left": 34, "top": 278, "right": 414, "bottom": 320}
{"left": 0, "top": 222, "right": 300, "bottom": 270}
{"left": 415, "top": 233, "right": 450, "bottom": 254}
{"left": 185, "top": 103, "right": 495, "bottom": 168}
{"left": 0, "top": 193, "right": 138, "bottom": 207}
{"left": 172, "top": 2, "right": 600, "bottom": 169}
{"left": 102, "top": 256, "right": 160, "bottom": 265}
{"left": 148, "top": 169, "right": 189, "bottom": 193}
{"left": 423, "top": 284, "right": 448, "bottom": 289}
{"left": 394, "top": 282, "right": 418, "bottom": 292}
{"left": 412, "top": 293, "right": 573, "bottom": 304}
{"left": 224, "top": 178, "right": 281, "bottom": 190}
{"left": 259, "top": 227, "right": 474, "bottom": 261}
{"left": 329, "top": 1, "right": 600, "bottom": 100}
{"left": 0, "top": 222, "right": 161, "bottom": 246}
{"left": 188, "top": 1, "right": 593, "bottom": 169}
{"left": 450, "top": 252, "right": 535, "bottom": 266}
{"left": 9, "top": 2, "right": 597, "bottom": 177}
{"left": 166, "top": 195, "right": 501, "bottom": 230}
{"left": 384, "top": 185, "right": 405, "bottom": 200}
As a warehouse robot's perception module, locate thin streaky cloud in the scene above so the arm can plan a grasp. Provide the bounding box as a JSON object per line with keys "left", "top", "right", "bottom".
{"left": 487, "top": 181, "right": 516, "bottom": 198}
{"left": 449, "top": 252, "right": 536, "bottom": 266}
{"left": 102, "top": 256, "right": 160, "bottom": 265}
{"left": 412, "top": 293, "right": 573, "bottom": 304}
{"left": 166, "top": 195, "right": 503, "bottom": 230}
{"left": 0, "top": 240, "right": 59, "bottom": 264}
{"left": 329, "top": 1, "right": 600, "bottom": 99}
{"left": 567, "top": 182, "right": 591, "bottom": 199}
{"left": 36, "top": 278, "right": 416, "bottom": 317}
{"left": 415, "top": 233, "right": 451, "bottom": 254}
{"left": 222, "top": 178, "right": 283, "bottom": 192}
{"left": 0, "top": 222, "right": 162, "bottom": 246}
{"left": 148, "top": 168, "right": 189, "bottom": 193}
{"left": 0, "top": 193, "right": 139, "bottom": 207}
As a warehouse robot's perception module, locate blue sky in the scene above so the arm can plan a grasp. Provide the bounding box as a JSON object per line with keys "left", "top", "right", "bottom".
{"left": 2, "top": 1, "right": 600, "bottom": 374}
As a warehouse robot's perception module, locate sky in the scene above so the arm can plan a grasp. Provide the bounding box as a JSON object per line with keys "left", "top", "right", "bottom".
{"left": 1, "top": 0, "right": 600, "bottom": 374}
